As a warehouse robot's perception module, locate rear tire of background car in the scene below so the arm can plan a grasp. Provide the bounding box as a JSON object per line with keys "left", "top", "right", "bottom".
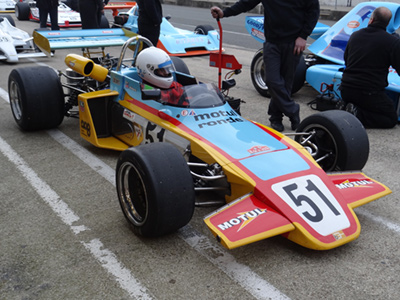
{"left": 295, "top": 110, "right": 369, "bottom": 172}
{"left": 194, "top": 24, "right": 214, "bottom": 35}
{"left": 15, "top": 2, "right": 30, "bottom": 21}
{"left": 171, "top": 56, "right": 190, "bottom": 75}
{"left": 0, "top": 14, "right": 16, "bottom": 26}
{"left": 8, "top": 67, "right": 65, "bottom": 131}
{"left": 250, "top": 48, "right": 306, "bottom": 98}
{"left": 116, "top": 142, "right": 195, "bottom": 237}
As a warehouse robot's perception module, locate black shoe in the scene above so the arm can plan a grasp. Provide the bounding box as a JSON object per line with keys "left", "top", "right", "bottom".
{"left": 345, "top": 103, "right": 358, "bottom": 116}
{"left": 290, "top": 115, "right": 300, "bottom": 131}
{"left": 270, "top": 122, "right": 284, "bottom": 132}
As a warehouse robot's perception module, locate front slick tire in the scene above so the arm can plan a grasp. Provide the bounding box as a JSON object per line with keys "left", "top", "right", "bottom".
{"left": 8, "top": 66, "right": 65, "bottom": 131}
{"left": 295, "top": 110, "right": 369, "bottom": 172}
{"left": 116, "top": 142, "right": 195, "bottom": 237}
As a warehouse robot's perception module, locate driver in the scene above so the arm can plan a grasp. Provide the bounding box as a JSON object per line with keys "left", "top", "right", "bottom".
{"left": 136, "top": 47, "right": 186, "bottom": 105}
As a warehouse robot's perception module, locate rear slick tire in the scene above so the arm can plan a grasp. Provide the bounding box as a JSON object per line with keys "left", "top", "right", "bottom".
{"left": 8, "top": 66, "right": 65, "bottom": 131}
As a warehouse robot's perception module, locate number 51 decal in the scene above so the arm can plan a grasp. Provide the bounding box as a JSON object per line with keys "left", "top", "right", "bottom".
{"left": 272, "top": 175, "right": 350, "bottom": 236}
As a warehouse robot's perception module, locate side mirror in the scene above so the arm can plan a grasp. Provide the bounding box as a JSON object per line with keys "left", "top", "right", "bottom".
{"left": 142, "top": 89, "right": 161, "bottom": 101}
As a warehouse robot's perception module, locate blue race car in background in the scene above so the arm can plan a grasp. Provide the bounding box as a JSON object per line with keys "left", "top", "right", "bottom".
{"left": 246, "top": 1, "right": 400, "bottom": 119}
{"left": 112, "top": 3, "right": 221, "bottom": 56}
{"left": 306, "top": 1, "right": 400, "bottom": 119}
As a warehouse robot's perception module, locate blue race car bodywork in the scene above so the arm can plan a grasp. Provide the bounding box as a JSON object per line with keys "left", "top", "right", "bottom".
{"left": 114, "top": 4, "right": 221, "bottom": 56}
{"left": 305, "top": 2, "right": 400, "bottom": 118}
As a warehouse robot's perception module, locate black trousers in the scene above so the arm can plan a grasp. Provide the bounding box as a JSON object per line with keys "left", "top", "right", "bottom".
{"left": 341, "top": 87, "right": 398, "bottom": 128}
{"left": 39, "top": 6, "right": 59, "bottom": 30}
{"left": 263, "top": 41, "right": 300, "bottom": 122}
{"left": 79, "top": 0, "right": 102, "bottom": 29}
{"left": 138, "top": 21, "right": 160, "bottom": 47}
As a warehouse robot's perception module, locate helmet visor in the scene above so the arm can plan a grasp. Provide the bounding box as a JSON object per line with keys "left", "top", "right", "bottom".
{"left": 154, "top": 60, "right": 175, "bottom": 78}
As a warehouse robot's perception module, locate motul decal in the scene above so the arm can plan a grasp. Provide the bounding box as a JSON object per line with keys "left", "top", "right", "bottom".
{"left": 335, "top": 179, "right": 374, "bottom": 190}
{"left": 217, "top": 208, "right": 267, "bottom": 232}
{"left": 347, "top": 20, "right": 360, "bottom": 28}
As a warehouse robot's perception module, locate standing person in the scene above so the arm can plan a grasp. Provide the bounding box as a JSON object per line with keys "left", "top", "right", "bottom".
{"left": 79, "top": 0, "right": 104, "bottom": 29}
{"left": 211, "top": 0, "right": 319, "bottom": 132}
{"left": 36, "top": 0, "right": 59, "bottom": 30}
{"left": 137, "top": 0, "right": 163, "bottom": 47}
{"left": 340, "top": 6, "right": 400, "bottom": 128}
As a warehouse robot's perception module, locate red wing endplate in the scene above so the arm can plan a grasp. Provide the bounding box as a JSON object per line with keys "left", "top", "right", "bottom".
{"left": 329, "top": 172, "right": 392, "bottom": 208}
{"left": 204, "top": 194, "right": 295, "bottom": 249}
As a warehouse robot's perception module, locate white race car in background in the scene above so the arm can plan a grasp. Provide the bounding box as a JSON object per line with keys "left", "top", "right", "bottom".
{"left": 0, "top": 14, "right": 46, "bottom": 62}
{"left": 0, "top": 0, "right": 15, "bottom": 12}
{"left": 15, "top": 0, "right": 109, "bottom": 28}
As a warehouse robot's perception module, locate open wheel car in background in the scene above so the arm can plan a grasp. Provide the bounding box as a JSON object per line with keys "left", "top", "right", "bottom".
{"left": 112, "top": 2, "right": 221, "bottom": 56}
{"left": 0, "top": 14, "right": 46, "bottom": 62}
{"left": 15, "top": 0, "right": 109, "bottom": 28}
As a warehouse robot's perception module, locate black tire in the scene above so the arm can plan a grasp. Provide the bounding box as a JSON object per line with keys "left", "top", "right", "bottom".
{"left": 292, "top": 55, "right": 307, "bottom": 94}
{"left": 171, "top": 56, "right": 190, "bottom": 75}
{"left": 15, "top": 2, "right": 30, "bottom": 21}
{"left": 116, "top": 142, "right": 195, "bottom": 237}
{"left": 8, "top": 66, "right": 65, "bottom": 131}
{"left": 99, "top": 14, "right": 109, "bottom": 28}
{"left": 295, "top": 110, "right": 369, "bottom": 172}
{"left": 194, "top": 24, "right": 214, "bottom": 35}
{"left": 250, "top": 49, "right": 269, "bottom": 97}
{"left": 250, "top": 49, "right": 307, "bottom": 98}
{"left": 0, "top": 14, "right": 16, "bottom": 27}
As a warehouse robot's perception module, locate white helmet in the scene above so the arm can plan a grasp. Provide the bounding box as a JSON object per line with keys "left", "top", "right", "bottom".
{"left": 136, "top": 47, "right": 175, "bottom": 89}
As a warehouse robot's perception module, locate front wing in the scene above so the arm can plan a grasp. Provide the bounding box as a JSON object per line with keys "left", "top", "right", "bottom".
{"left": 204, "top": 172, "right": 390, "bottom": 250}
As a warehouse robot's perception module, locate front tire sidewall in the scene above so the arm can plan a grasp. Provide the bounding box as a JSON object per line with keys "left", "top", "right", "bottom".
{"left": 296, "top": 110, "right": 369, "bottom": 171}
{"left": 116, "top": 143, "right": 195, "bottom": 237}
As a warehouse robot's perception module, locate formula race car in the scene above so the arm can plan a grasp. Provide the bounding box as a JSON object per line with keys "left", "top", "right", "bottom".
{"left": 8, "top": 30, "right": 391, "bottom": 250}
{"left": 0, "top": 0, "right": 15, "bottom": 12}
{"left": 0, "top": 14, "right": 46, "bottom": 62}
{"left": 112, "top": 3, "right": 221, "bottom": 56}
{"left": 14, "top": 0, "right": 109, "bottom": 28}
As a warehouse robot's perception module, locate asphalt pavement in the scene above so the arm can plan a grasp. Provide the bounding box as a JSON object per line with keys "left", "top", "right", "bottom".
{"left": 1, "top": 4, "right": 400, "bottom": 300}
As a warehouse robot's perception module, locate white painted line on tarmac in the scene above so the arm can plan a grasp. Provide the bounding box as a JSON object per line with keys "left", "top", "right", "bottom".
{"left": 82, "top": 239, "right": 153, "bottom": 300}
{"left": 0, "top": 135, "right": 154, "bottom": 300}
{"left": 180, "top": 225, "right": 290, "bottom": 300}
{"left": 357, "top": 208, "right": 400, "bottom": 234}
{"left": 48, "top": 129, "right": 290, "bottom": 300}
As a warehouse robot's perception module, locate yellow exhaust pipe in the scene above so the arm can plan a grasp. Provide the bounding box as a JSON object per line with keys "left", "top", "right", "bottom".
{"left": 65, "top": 54, "right": 108, "bottom": 82}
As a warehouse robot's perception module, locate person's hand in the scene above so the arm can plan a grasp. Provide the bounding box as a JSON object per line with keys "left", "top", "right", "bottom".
{"left": 211, "top": 6, "right": 224, "bottom": 19}
{"left": 294, "top": 37, "right": 306, "bottom": 55}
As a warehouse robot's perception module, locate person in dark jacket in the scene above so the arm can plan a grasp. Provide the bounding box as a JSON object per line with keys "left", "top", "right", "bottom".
{"left": 36, "top": 0, "right": 59, "bottom": 30}
{"left": 79, "top": 0, "right": 105, "bottom": 29}
{"left": 137, "top": 0, "right": 163, "bottom": 47}
{"left": 341, "top": 6, "right": 400, "bottom": 128}
{"left": 211, "top": 0, "right": 319, "bottom": 132}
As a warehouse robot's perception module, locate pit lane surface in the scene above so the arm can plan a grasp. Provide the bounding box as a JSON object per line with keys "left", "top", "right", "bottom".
{"left": 1, "top": 6, "right": 400, "bottom": 299}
